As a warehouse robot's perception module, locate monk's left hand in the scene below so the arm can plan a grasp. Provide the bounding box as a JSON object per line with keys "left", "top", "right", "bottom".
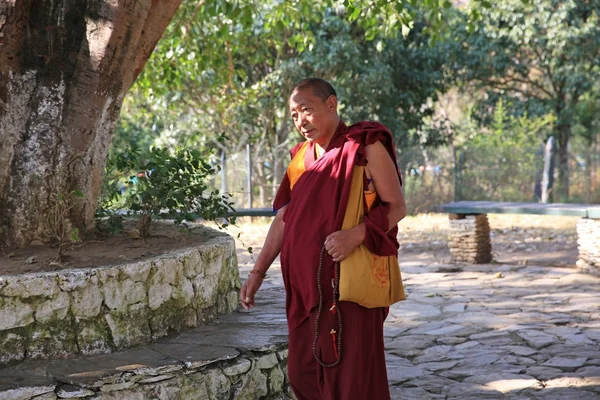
{"left": 324, "top": 225, "right": 365, "bottom": 262}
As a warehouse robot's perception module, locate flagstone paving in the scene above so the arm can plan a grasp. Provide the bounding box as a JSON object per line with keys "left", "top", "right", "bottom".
{"left": 242, "top": 258, "right": 600, "bottom": 399}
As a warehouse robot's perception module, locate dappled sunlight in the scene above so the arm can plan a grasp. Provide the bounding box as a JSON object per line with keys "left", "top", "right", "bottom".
{"left": 234, "top": 214, "right": 599, "bottom": 397}
{"left": 86, "top": 18, "right": 114, "bottom": 70}
{"left": 483, "top": 374, "right": 600, "bottom": 395}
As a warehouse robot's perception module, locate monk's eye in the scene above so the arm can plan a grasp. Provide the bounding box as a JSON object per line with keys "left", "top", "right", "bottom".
{"left": 291, "top": 113, "right": 298, "bottom": 120}
{"left": 302, "top": 107, "right": 312, "bottom": 113}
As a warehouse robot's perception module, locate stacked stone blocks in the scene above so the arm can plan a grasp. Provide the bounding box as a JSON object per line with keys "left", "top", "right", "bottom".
{"left": 576, "top": 218, "right": 600, "bottom": 272}
{"left": 0, "top": 234, "right": 241, "bottom": 366}
{"left": 447, "top": 214, "right": 492, "bottom": 264}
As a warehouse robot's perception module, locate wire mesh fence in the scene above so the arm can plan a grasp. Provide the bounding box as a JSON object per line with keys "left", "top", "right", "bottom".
{"left": 217, "top": 137, "right": 600, "bottom": 214}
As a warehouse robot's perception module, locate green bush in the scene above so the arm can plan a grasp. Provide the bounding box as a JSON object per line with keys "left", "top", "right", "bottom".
{"left": 97, "top": 146, "right": 235, "bottom": 238}
{"left": 456, "top": 99, "right": 555, "bottom": 201}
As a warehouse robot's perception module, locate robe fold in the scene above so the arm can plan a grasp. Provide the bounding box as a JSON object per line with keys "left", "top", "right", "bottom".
{"left": 273, "top": 120, "right": 402, "bottom": 400}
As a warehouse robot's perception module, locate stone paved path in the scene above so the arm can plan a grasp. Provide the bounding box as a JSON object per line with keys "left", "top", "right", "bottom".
{"left": 241, "top": 258, "right": 600, "bottom": 399}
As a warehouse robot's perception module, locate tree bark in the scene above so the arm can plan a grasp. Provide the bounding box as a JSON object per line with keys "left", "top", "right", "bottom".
{"left": 0, "top": 0, "right": 182, "bottom": 249}
{"left": 555, "top": 123, "right": 570, "bottom": 202}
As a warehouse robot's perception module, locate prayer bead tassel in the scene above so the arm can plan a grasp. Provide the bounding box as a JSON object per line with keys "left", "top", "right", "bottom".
{"left": 330, "top": 329, "right": 338, "bottom": 359}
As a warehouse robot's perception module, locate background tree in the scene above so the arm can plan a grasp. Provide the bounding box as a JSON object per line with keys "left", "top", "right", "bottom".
{"left": 119, "top": 4, "right": 456, "bottom": 206}
{"left": 455, "top": 0, "right": 600, "bottom": 200}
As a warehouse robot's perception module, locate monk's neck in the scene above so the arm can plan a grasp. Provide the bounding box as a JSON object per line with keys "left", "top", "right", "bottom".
{"left": 313, "top": 117, "right": 341, "bottom": 149}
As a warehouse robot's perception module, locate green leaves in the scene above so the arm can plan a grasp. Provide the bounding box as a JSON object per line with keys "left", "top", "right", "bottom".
{"left": 99, "top": 146, "right": 235, "bottom": 238}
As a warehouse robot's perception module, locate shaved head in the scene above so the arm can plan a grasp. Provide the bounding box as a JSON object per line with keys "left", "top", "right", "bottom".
{"left": 291, "top": 78, "right": 337, "bottom": 102}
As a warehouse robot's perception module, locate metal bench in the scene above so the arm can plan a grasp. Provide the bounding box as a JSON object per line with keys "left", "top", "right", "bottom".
{"left": 434, "top": 201, "right": 600, "bottom": 270}
{"left": 228, "top": 208, "right": 276, "bottom": 217}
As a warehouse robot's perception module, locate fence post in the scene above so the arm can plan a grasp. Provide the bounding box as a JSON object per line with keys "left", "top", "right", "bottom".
{"left": 220, "top": 151, "right": 228, "bottom": 195}
{"left": 246, "top": 143, "right": 252, "bottom": 209}
{"left": 541, "top": 136, "right": 556, "bottom": 203}
{"left": 453, "top": 148, "right": 464, "bottom": 201}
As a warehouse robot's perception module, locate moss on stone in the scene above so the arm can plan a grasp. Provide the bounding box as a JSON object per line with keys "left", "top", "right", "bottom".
{"left": 0, "top": 329, "right": 26, "bottom": 366}
{"left": 26, "top": 323, "right": 78, "bottom": 359}
{"left": 76, "top": 316, "right": 114, "bottom": 355}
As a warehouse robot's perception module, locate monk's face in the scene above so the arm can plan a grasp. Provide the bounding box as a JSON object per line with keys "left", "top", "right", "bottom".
{"left": 289, "top": 88, "right": 339, "bottom": 146}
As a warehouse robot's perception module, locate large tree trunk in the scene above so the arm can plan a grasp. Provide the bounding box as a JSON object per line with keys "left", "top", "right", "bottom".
{"left": 0, "top": 0, "right": 182, "bottom": 249}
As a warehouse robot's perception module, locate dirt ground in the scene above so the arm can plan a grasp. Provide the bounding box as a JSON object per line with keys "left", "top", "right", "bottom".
{"left": 0, "top": 222, "right": 226, "bottom": 276}
{"left": 0, "top": 213, "right": 580, "bottom": 276}
{"left": 227, "top": 213, "right": 580, "bottom": 269}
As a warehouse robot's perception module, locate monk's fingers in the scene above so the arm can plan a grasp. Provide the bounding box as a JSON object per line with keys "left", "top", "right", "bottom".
{"left": 240, "top": 284, "right": 247, "bottom": 302}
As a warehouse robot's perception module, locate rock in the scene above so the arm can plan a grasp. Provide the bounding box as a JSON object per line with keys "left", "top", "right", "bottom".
{"left": 413, "top": 345, "right": 455, "bottom": 364}
{"left": 203, "top": 368, "right": 231, "bottom": 400}
{"left": 255, "top": 353, "right": 278, "bottom": 369}
{"left": 445, "top": 382, "right": 503, "bottom": 399}
{"left": 387, "top": 364, "right": 430, "bottom": 384}
{"left": 469, "top": 331, "right": 517, "bottom": 346}
{"left": 390, "top": 302, "right": 441, "bottom": 319}
{"left": 277, "top": 349, "right": 288, "bottom": 361}
{"left": 1, "top": 276, "right": 58, "bottom": 298}
{"left": 424, "top": 324, "right": 467, "bottom": 336}
{"left": 101, "top": 277, "right": 145, "bottom": 313}
{"left": 515, "top": 330, "right": 559, "bottom": 349}
{"left": 542, "top": 356, "right": 588, "bottom": 372}
{"left": 147, "top": 279, "right": 172, "bottom": 312}
{"left": 496, "top": 355, "right": 536, "bottom": 365}
{"left": 70, "top": 284, "right": 103, "bottom": 319}
{"left": 104, "top": 309, "right": 151, "bottom": 349}
{"left": 223, "top": 359, "right": 252, "bottom": 376}
{"left": 436, "top": 336, "right": 467, "bottom": 345}
{"left": 235, "top": 368, "right": 268, "bottom": 399}
{"left": 403, "top": 375, "right": 456, "bottom": 394}
{"left": 417, "top": 360, "right": 459, "bottom": 372}
{"left": 35, "top": 291, "right": 70, "bottom": 323}
{"left": 99, "top": 381, "right": 137, "bottom": 392}
{"left": 24, "top": 256, "right": 37, "bottom": 264}
{"left": 269, "top": 366, "right": 286, "bottom": 393}
{"left": 525, "top": 366, "right": 564, "bottom": 380}
{"left": 0, "top": 332, "right": 26, "bottom": 365}
{"left": 385, "top": 335, "right": 434, "bottom": 357}
{"left": 0, "top": 385, "right": 55, "bottom": 400}
{"left": 56, "top": 385, "right": 96, "bottom": 398}
{"left": 503, "top": 345, "right": 538, "bottom": 356}
{"left": 151, "top": 343, "right": 238, "bottom": 370}
{"left": 0, "top": 297, "right": 34, "bottom": 330}
{"left": 136, "top": 375, "right": 175, "bottom": 384}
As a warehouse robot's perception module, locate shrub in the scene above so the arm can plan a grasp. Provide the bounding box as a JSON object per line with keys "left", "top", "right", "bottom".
{"left": 97, "top": 146, "right": 235, "bottom": 238}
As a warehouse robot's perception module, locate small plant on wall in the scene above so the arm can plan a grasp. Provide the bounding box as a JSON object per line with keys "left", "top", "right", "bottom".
{"left": 44, "top": 190, "right": 84, "bottom": 263}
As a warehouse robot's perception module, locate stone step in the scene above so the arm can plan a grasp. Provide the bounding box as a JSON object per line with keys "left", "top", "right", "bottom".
{"left": 0, "top": 287, "right": 291, "bottom": 400}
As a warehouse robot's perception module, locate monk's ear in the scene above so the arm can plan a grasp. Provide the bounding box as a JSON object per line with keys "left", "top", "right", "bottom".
{"left": 325, "top": 95, "right": 338, "bottom": 113}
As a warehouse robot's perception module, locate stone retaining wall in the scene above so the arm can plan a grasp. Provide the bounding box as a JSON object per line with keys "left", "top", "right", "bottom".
{"left": 1, "top": 346, "right": 292, "bottom": 400}
{"left": 0, "top": 233, "right": 240, "bottom": 366}
{"left": 576, "top": 218, "right": 600, "bottom": 272}
{"left": 0, "top": 344, "right": 293, "bottom": 400}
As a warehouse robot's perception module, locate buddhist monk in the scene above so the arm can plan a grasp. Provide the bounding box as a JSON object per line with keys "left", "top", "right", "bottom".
{"left": 240, "top": 78, "right": 406, "bottom": 400}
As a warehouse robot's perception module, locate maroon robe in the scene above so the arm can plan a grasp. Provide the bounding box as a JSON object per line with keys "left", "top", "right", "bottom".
{"left": 273, "top": 121, "right": 402, "bottom": 399}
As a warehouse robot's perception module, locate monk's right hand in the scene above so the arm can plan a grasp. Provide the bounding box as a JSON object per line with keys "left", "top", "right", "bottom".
{"left": 240, "top": 274, "right": 264, "bottom": 310}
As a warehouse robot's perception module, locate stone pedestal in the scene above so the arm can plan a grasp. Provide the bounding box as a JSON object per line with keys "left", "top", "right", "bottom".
{"left": 448, "top": 214, "right": 492, "bottom": 264}
{"left": 576, "top": 218, "right": 600, "bottom": 272}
